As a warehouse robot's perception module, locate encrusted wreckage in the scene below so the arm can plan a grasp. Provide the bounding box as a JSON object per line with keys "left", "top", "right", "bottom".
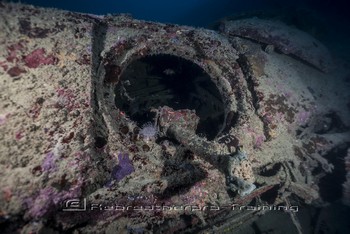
{"left": 0, "top": 2, "right": 350, "bottom": 233}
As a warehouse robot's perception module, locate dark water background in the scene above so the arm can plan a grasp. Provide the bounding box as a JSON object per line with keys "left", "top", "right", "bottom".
{"left": 8, "top": 0, "right": 350, "bottom": 27}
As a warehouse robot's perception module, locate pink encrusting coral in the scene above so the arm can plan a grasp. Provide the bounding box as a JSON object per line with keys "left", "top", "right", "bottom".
{"left": 55, "top": 88, "right": 79, "bottom": 111}
{"left": 6, "top": 41, "right": 25, "bottom": 63}
{"left": 15, "top": 130, "right": 24, "bottom": 140}
{"left": 7, "top": 66, "right": 26, "bottom": 77}
{"left": 24, "top": 48, "right": 57, "bottom": 68}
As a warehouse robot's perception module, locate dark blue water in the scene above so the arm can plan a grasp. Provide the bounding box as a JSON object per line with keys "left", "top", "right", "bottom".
{"left": 9, "top": 0, "right": 350, "bottom": 27}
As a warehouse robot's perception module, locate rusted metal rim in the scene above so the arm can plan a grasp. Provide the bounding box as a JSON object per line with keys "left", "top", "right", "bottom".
{"left": 96, "top": 24, "right": 252, "bottom": 140}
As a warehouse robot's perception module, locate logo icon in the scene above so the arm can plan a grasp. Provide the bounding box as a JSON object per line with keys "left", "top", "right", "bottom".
{"left": 62, "top": 198, "right": 86, "bottom": 211}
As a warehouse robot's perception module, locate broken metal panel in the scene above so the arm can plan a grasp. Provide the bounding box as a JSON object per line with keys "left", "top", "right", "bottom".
{"left": 221, "top": 19, "right": 350, "bottom": 209}
{"left": 220, "top": 18, "right": 334, "bottom": 72}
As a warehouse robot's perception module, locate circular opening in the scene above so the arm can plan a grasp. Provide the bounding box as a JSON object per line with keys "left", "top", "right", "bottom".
{"left": 114, "top": 54, "right": 225, "bottom": 140}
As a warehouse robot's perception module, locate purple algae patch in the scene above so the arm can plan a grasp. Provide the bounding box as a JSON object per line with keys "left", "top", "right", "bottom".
{"left": 112, "top": 153, "right": 135, "bottom": 182}
{"left": 42, "top": 152, "right": 57, "bottom": 172}
{"left": 26, "top": 187, "right": 58, "bottom": 218}
{"left": 25, "top": 181, "right": 83, "bottom": 218}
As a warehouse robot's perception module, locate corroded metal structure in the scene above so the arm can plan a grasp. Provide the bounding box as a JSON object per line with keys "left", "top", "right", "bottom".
{"left": 0, "top": 2, "right": 349, "bottom": 233}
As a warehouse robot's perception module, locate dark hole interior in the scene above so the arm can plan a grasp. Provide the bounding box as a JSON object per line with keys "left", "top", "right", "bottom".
{"left": 114, "top": 54, "right": 225, "bottom": 140}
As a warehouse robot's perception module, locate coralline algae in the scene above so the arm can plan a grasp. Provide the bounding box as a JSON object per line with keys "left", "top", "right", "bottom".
{"left": 41, "top": 152, "right": 57, "bottom": 172}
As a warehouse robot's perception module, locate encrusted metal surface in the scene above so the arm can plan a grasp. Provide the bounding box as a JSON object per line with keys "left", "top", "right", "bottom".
{"left": 0, "top": 2, "right": 350, "bottom": 233}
